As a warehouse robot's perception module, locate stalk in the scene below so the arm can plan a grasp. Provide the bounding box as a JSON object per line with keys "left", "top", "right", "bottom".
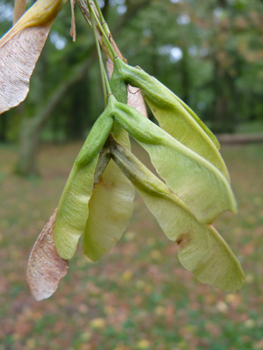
{"left": 88, "top": 1, "right": 117, "bottom": 60}
{"left": 88, "top": 1, "right": 107, "bottom": 106}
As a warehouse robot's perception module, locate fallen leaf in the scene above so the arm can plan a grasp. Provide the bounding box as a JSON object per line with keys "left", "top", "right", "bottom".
{"left": 244, "top": 319, "right": 256, "bottom": 328}
{"left": 136, "top": 339, "right": 150, "bottom": 349}
{"left": 27, "top": 209, "right": 69, "bottom": 301}
{"left": 89, "top": 318, "right": 106, "bottom": 329}
{"left": 216, "top": 301, "right": 228, "bottom": 313}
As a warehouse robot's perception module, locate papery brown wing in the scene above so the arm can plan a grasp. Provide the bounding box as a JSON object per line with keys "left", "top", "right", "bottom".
{"left": 13, "top": 0, "right": 27, "bottom": 24}
{"left": 0, "top": 0, "right": 65, "bottom": 114}
{"left": 27, "top": 209, "right": 69, "bottom": 301}
{"left": 0, "top": 25, "right": 52, "bottom": 114}
{"left": 127, "top": 85, "right": 148, "bottom": 118}
{"left": 106, "top": 55, "right": 114, "bottom": 78}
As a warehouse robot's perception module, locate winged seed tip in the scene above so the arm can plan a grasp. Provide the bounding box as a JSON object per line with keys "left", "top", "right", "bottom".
{"left": 27, "top": 210, "right": 69, "bottom": 301}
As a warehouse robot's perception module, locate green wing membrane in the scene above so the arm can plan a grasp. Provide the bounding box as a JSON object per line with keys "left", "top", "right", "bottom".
{"left": 54, "top": 159, "right": 98, "bottom": 260}
{"left": 173, "top": 94, "right": 220, "bottom": 150}
{"left": 83, "top": 130, "right": 134, "bottom": 262}
{"left": 111, "top": 140, "right": 244, "bottom": 292}
{"left": 117, "top": 59, "right": 227, "bottom": 179}
{"left": 114, "top": 102, "right": 237, "bottom": 224}
{"left": 54, "top": 110, "right": 114, "bottom": 259}
{"left": 82, "top": 73, "right": 135, "bottom": 262}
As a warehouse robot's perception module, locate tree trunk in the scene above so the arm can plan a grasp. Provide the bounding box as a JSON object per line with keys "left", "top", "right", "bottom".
{"left": 15, "top": 118, "right": 42, "bottom": 175}
{"left": 15, "top": 54, "right": 95, "bottom": 176}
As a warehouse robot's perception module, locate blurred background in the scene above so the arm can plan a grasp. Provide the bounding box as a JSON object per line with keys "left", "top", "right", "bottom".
{"left": 0, "top": 0, "right": 263, "bottom": 349}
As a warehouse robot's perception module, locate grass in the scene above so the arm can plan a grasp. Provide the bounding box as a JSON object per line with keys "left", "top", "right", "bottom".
{"left": 236, "top": 121, "right": 263, "bottom": 134}
{"left": 0, "top": 141, "right": 263, "bottom": 350}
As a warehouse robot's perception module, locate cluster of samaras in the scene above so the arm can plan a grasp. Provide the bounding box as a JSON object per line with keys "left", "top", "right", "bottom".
{"left": 0, "top": 0, "right": 244, "bottom": 301}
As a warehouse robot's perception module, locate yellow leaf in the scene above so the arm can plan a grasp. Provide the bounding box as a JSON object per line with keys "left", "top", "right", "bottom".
{"left": 121, "top": 270, "right": 133, "bottom": 281}
{"left": 136, "top": 340, "right": 150, "bottom": 349}
{"left": 89, "top": 318, "right": 106, "bottom": 329}
{"left": 150, "top": 250, "right": 161, "bottom": 260}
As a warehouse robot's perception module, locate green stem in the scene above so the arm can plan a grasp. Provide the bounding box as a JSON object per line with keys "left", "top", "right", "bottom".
{"left": 88, "top": 1, "right": 116, "bottom": 59}
{"left": 93, "top": 0, "right": 111, "bottom": 37}
{"left": 102, "top": 64, "right": 112, "bottom": 96}
{"left": 88, "top": 1, "right": 107, "bottom": 106}
{"left": 93, "top": 0, "right": 104, "bottom": 24}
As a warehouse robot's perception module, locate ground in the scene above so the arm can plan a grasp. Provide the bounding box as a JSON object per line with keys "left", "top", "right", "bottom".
{"left": 0, "top": 141, "right": 263, "bottom": 350}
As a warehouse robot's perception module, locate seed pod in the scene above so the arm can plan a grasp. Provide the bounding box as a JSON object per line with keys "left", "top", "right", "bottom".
{"left": 83, "top": 158, "right": 134, "bottom": 261}
{"left": 173, "top": 93, "right": 220, "bottom": 149}
{"left": 54, "top": 108, "right": 114, "bottom": 260}
{"left": 82, "top": 129, "right": 134, "bottom": 261}
{"left": 113, "top": 58, "right": 228, "bottom": 180}
{"left": 109, "top": 58, "right": 128, "bottom": 104}
{"left": 111, "top": 140, "right": 244, "bottom": 292}
{"left": 113, "top": 100, "right": 237, "bottom": 224}
{"left": 83, "top": 75, "right": 135, "bottom": 261}
{"left": 107, "top": 56, "right": 147, "bottom": 117}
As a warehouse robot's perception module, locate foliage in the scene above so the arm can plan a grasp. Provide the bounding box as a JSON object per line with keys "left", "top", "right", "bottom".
{"left": 0, "top": 0, "right": 245, "bottom": 298}
{"left": 118, "top": 0, "right": 263, "bottom": 132}
{"left": 0, "top": 0, "right": 263, "bottom": 141}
